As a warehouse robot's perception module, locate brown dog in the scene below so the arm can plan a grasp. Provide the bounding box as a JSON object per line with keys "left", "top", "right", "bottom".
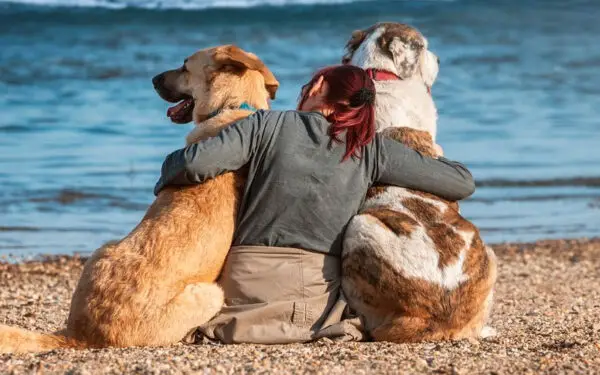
{"left": 0, "top": 45, "right": 279, "bottom": 353}
{"left": 342, "top": 127, "right": 497, "bottom": 343}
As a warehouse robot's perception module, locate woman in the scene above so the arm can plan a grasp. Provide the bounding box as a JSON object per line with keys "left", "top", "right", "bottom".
{"left": 154, "top": 65, "right": 475, "bottom": 344}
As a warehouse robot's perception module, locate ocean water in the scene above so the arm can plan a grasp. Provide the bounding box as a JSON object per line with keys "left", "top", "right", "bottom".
{"left": 0, "top": 0, "right": 599, "bottom": 256}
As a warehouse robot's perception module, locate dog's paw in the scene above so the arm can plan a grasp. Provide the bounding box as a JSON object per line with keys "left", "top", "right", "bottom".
{"left": 480, "top": 325, "right": 497, "bottom": 339}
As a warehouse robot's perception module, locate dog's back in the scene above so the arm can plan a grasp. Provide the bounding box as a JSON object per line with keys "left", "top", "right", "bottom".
{"left": 342, "top": 127, "right": 497, "bottom": 342}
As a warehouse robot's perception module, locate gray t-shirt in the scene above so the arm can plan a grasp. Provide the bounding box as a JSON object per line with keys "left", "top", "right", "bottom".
{"left": 155, "top": 110, "right": 475, "bottom": 256}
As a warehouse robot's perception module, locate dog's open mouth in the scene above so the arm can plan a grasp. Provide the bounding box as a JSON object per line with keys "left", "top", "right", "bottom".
{"left": 167, "top": 96, "right": 194, "bottom": 124}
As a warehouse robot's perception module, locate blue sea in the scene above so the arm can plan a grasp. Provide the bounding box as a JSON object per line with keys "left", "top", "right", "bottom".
{"left": 1, "top": 0, "right": 599, "bottom": 257}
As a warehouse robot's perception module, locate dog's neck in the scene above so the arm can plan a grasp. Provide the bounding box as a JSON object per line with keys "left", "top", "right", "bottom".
{"left": 187, "top": 106, "right": 258, "bottom": 146}
{"left": 366, "top": 68, "right": 431, "bottom": 95}
{"left": 370, "top": 79, "right": 437, "bottom": 138}
{"left": 206, "top": 102, "right": 258, "bottom": 120}
{"left": 366, "top": 68, "right": 401, "bottom": 81}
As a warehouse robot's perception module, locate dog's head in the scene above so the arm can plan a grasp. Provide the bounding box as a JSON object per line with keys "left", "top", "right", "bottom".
{"left": 152, "top": 45, "right": 279, "bottom": 125}
{"left": 342, "top": 23, "right": 439, "bottom": 88}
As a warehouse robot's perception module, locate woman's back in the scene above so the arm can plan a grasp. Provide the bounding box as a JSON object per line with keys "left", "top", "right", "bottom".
{"left": 235, "top": 110, "right": 375, "bottom": 255}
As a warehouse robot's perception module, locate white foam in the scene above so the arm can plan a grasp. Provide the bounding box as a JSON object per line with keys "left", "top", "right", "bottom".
{"left": 1, "top": 0, "right": 377, "bottom": 10}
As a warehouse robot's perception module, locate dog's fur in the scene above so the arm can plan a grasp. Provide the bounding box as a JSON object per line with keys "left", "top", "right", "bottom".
{"left": 342, "top": 22, "right": 439, "bottom": 139}
{"left": 341, "top": 23, "right": 497, "bottom": 342}
{"left": 0, "top": 45, "right": 278, "bottom": 353}
{"left": 343, "top": 127, "right": 497, "bottom": 343}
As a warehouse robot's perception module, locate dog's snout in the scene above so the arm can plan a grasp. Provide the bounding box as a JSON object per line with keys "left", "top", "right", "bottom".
{"left": 152, "top": 73, "right": 165, "bottom": 89}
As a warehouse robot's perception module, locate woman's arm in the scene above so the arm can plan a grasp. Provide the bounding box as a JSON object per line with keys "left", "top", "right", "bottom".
{"left": 154, "top": 111, "right": 265, "bottom": 195}
{"left": 375, "top": 136, "right": 476, "bottom": 201}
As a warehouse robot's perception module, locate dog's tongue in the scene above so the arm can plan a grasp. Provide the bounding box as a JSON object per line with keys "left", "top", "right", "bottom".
{"left": 167, "top": 98, "right": 193, "bottom": 118}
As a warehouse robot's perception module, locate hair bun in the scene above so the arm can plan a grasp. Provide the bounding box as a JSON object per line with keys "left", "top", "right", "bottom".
{"left": 349, "top": 87, "right": 375, "bottom": 107}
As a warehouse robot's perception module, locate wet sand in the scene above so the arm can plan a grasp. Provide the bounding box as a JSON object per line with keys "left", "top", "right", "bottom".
{"left": 1, "top": 238, "right": 599, "bottom": 374}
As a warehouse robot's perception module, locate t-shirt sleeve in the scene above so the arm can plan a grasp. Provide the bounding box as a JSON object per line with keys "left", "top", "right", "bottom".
{"left": 374, "top": 135, "right": 476, "bottom": 201}
{"left": 154, "top": 110, "right": 266, "bottom": 195}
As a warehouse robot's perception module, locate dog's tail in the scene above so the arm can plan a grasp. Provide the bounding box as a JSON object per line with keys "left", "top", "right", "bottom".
{"left": 0, "top": 324, "right": 87, "bottom": 354}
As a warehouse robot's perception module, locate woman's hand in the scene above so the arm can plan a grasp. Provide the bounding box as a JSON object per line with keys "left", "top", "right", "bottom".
{"left": 434, "top": 143, "right": 444, "bottom": 158}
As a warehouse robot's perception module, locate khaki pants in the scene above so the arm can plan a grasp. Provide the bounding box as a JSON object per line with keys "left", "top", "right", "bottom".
{"left": 192, "top": 246, "right": 364, "bottom": 344}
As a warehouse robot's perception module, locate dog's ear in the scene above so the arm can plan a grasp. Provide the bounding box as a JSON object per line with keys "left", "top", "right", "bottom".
{"left": 342, "top": 29, "right": 367, "bottom": 64}
{"left": 380, "top": 36, "right": 424, "bottom": 79}
{"left": 258, "top": 65, "right": 280, "bottom": 100}
{"left": 419, "top": 49, "right": 439, "bottom": 89}
{"left": 213, "top": 45, "right": 262, "bottom": 71}
{"left": 213, "top": 45, "right": 279, "bottom": 100}
{"left": 377, "top": 24, "right": 426, "bottom": 80}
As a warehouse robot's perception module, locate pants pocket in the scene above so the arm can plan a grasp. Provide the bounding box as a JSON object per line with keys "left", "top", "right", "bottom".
{"left": 292, "top": 301, "right": 307, "bottom": 326}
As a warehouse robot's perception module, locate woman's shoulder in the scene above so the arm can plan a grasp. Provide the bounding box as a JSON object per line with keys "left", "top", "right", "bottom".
{"left": 259, "top": 109, "right": 324, "bottom": 119}
{"left": 258, "top": 110, "right": 328, "bottom": 128}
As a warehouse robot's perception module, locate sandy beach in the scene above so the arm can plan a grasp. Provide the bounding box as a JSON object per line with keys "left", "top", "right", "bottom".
{"left": 2, "top": 0, "right": 599, "bottom": 373}
{"left": 0, "top": 238, "right": 598, "bottom": 374}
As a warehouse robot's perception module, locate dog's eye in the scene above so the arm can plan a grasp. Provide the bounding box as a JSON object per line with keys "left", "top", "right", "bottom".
{"left": 181, "top": 65, "right": 188, "bottom": 73}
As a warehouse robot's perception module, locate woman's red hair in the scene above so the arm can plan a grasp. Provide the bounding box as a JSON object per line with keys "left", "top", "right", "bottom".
{"left": 299, "top": 65, "right": 376, "bottom": 161}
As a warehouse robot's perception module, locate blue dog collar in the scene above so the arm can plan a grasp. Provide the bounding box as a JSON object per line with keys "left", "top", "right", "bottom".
{"left": 239, "top": 102, "right": 257, "bottom": 111}
{"left": 207, "top": 102, "right": 257, "bottom": 120}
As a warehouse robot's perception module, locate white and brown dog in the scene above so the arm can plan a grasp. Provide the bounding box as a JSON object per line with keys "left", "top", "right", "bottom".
{"left": 341, "top": 23, "right": 497, "bottom": 343}
{"left": 342, "top": 22, "right": 439, "bottom": 139}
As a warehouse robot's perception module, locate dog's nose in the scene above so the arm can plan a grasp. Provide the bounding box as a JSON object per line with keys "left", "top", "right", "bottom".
{"left": 436, "top": 56, "right": 440, "bottom": 66}
{"left": 152, "top": 73, "right": 165, "bottom": 89}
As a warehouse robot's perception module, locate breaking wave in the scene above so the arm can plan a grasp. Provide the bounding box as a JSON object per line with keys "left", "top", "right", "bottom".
{"left": 0, "top": 0, "right": 377, "bottom": 10}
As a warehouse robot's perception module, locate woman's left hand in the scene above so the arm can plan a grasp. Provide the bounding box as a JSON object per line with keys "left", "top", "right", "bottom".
{"left": 434, "top": 143, "right": 444, "bottom": 158}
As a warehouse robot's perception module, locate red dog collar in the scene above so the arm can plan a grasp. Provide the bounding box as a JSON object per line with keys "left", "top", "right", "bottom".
{"left": 365, "top": 68, "right": 432, "bottom": 95}
{"left": 366, "top": 68, "right": 401, "bottom": 81}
